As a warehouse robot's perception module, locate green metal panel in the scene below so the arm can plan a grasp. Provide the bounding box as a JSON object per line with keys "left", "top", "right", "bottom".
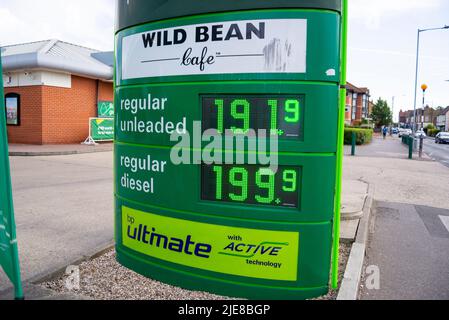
{"left": 116, "top": 198, "right": 333, "bottom": 300}
{"left": 115, "top": 10, "right": 341, "bottom": 85}
{"left": 115, "top": 2, "right": 344, "bottom": 300}
{"left": 115, "top": 144, "right": 336, "bottom": 222}
{"left": 116, "top": 0, "right": 342, "bottom": 32}
{"left": 115, "top": 82, "right": 339, "bottom": 152}
{"left": 0, "top": 52, "right": 24, "bottom": 300}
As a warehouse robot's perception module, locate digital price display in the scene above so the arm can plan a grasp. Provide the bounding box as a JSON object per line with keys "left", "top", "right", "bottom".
{"left": 202, "top": 165, "right": 301, "bottom": 208}
{"left": 202, "top": 95, "right": 304, "bottom": 139}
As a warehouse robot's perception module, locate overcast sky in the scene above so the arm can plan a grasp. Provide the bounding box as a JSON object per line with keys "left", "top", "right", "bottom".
{"left": 1, "top": 0, "right": 448, "bottom": 120}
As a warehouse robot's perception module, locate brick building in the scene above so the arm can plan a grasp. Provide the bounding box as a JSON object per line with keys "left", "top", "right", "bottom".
{"left": 345, "top": 82, "right": 371, "bottom": 126}
{"left": 399, "top": 106, "right": 448, "bottom": 130}
{"left": 2, "top": 40, "right": 113, "bottom": 144}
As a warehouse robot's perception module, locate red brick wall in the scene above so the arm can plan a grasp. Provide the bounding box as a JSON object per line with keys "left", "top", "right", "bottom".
{"left": 5, "top": 86, "right": 43, "bottom": 144}
{"left": 5, "top": 76, "right": 113, "bottom": 145}
{"left": 98, "top": 80, "right": 113, "bottom": 102}
{"left": 356, "top": 95, "right": 363, "bottom": 122}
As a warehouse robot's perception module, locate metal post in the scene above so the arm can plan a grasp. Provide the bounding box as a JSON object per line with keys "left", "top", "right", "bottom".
{"left": 413, "top": 30, "right": 420, "bottom": 134}
{"left": 331, "top": 0, "right": 348, "bottom": 290}
{"left": 413, "top": 25, "right": 449, "bottom": 133}
{"left": 351, "top": 132, "right": 356, "bottom": 156}
{"left": 419, "top": 136, "right": 424, "bottom": 158}
{"left": 409, "top": 136, "right": 414, "bottom": 159}
{"left": 422, "top": 90, "right": 426, "bottom": 130}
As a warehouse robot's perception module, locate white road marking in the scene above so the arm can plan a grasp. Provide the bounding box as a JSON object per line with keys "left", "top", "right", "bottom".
{"left": 440, "top": 215, "right": 449, "bottom": 234}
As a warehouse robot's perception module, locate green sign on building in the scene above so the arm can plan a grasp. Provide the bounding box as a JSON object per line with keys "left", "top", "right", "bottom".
{"left": 115, "top": 0, "right": 348, "bottom": 299}
{"left": 98, "top": 101, "right": 114, "bottom": 118}
{"left": 0, "top": 53, "right": 24, "bottom": 300}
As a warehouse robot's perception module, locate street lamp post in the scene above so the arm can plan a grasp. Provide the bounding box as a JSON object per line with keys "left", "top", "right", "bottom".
{"left": 413, "top": 25, "right": 449, "bottom": 133}
{"left": 421, "top": 84, "right": 427, "bottom": 130}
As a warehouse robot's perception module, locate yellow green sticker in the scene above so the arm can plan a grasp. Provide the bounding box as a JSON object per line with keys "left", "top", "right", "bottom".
{"left": 122, "top": 206, "right": 300, "bottom": 281}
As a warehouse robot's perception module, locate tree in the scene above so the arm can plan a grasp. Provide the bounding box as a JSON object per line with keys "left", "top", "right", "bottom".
{"left": 370, "top": 98, "right": 392, "bottom": 128}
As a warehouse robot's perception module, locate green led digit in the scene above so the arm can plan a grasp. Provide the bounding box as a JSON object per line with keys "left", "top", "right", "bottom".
{"left": 229, "top": 167, "right": 248, "bottom": 202}
{"left": 231, "top": 99, "right": 250, "bottom": 134}
{"left": 214, "top": 99, "right": 224, "bottom": 134}
{"left": 255, "top": 168, "right": 275, "bottom": 204}
{"left": 268, "top": 100, "right": 278, "bottom": 135}
{"left": 285, "top": 99, "right": 300, "bottom": 123}
{"left": 213, "top": 166, "right": 223, "bottom": 200}
{"left": 283, "top": 169, "right": 297, "bottom": 192}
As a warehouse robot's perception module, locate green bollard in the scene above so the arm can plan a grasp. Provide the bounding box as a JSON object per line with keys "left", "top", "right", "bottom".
{"left": 408, "top": 136, "right": 413, "bottom": 159}
{"left": 351, "top": 132, "right": 356, "bottom": 156}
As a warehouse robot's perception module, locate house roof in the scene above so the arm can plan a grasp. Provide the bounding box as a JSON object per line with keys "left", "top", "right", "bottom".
{"left": 437, "top": 106, "right": 449, "bottom": 116}
{"left": 346, "top": 82, "right": 370, "bottom": 94}
{"left": 1, "top": 39, "right": 113, "bottom": 80}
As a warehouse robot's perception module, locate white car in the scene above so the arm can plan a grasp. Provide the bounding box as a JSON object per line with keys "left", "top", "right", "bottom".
{"left": 398, "top": 129, "right": 412, "bottom": 137}
{"left": 415, "top": 130, "right": 427, "bottom": 138}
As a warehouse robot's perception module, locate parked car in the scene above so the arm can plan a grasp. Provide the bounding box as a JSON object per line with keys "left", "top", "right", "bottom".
{"left": 399, "top": 129, "right": 412, "bottom": 137}
{"left": 415, "top": 130, "right": 427, "bottom": 138}
{"left": 435, "top": 132, "right": 449, "bottom": 144}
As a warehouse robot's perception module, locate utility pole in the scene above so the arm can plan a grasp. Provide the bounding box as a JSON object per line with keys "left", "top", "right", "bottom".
{"left": 413, "top": 25, "right": 449, "bottom": 133}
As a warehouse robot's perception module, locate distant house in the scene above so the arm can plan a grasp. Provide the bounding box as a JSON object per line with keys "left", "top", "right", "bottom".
{"left": 2, "top": 39, "right": 113, "bottom": 144}
{"left": 399, "top": 106, "right": 443, "bottom": 130}
{"left": 345, "top": 82, "right": 370, "bottom": 125}
{"left": 436, "top": 107, "right": 449, "bottom": 131}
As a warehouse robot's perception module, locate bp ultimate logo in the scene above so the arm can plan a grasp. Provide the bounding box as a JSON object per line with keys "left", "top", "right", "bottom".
{"left": 122, "top": 206, "right": 300, "bottom": 281}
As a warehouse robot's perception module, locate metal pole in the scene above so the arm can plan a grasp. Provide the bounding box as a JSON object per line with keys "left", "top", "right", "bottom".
{"left": 422, "top": 90, "right": 425, "bottom": 130}
{"left": 392, "top": 96, "right": 395, "bottom": 126}
{"left": 419, "top": 136, "right": 424, "bottom": 158}
{"left": 351, "top": 132, "right": 356, "bottom": 156}
{"left": 409, "top": 136, "right": 414, "bottom": 160}
{"left": 332, "top": 0, "right": 348, "bottom": 290}
{"left": 413, "top": 30, "right": 420, "bottom": 134}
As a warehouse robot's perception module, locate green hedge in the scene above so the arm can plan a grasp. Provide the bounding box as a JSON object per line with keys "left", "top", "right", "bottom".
{"left": 344, "top": 128, "right": 373, "bottom": 145}
{"left": 428, "top": 129, "right": 441, "bottom": 137}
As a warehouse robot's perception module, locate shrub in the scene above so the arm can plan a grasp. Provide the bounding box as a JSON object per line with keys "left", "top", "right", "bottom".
{"left": 344, "top": 128, "right": 373, "bottom": 145}
{"left": 424, "top": 124, "right": 436, "bottom": 135}
{"left": 428, "top": 129, "right": 441, "bottom": 137}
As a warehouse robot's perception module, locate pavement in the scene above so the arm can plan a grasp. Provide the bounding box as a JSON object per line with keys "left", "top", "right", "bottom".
{"left": 346, "top": 136, "right": 449, "bottom": 300}
{"left": 8, "top": 143, "right": 113, "bottom": 156}
{"left": 0, "top": 142, "right": 369, "bottom": 300}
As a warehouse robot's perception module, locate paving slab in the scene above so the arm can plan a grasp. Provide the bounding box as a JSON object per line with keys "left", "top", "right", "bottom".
{"left": 341, "top": 179, "right": 368, "bottom": 220}
{"left": 340, "top": 219, "right": 360, "bottom": 243}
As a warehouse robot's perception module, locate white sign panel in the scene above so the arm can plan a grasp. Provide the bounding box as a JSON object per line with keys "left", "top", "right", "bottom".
{"left": 121, "top": 19, "right": 307, "bottom": 80}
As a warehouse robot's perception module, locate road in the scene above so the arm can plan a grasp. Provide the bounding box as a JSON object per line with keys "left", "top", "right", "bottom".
{"left": 361, "top": 202, "right": 449, "bottom": 300}
{"left": 423, "top": 137, "right": 449, "bottom": 168}
{"left": 0, "top": 152, "right": 114, "bottom": 295}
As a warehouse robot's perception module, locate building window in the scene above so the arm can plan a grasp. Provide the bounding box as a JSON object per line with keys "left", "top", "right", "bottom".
{"left": 352, "top": 93, "right": 357, "bottom": 120}
{"left": 5, "top": 93, "right": 20, "bottom": 126}
{"left": 362, "top": 94, "right": 368, "bottom": 118}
